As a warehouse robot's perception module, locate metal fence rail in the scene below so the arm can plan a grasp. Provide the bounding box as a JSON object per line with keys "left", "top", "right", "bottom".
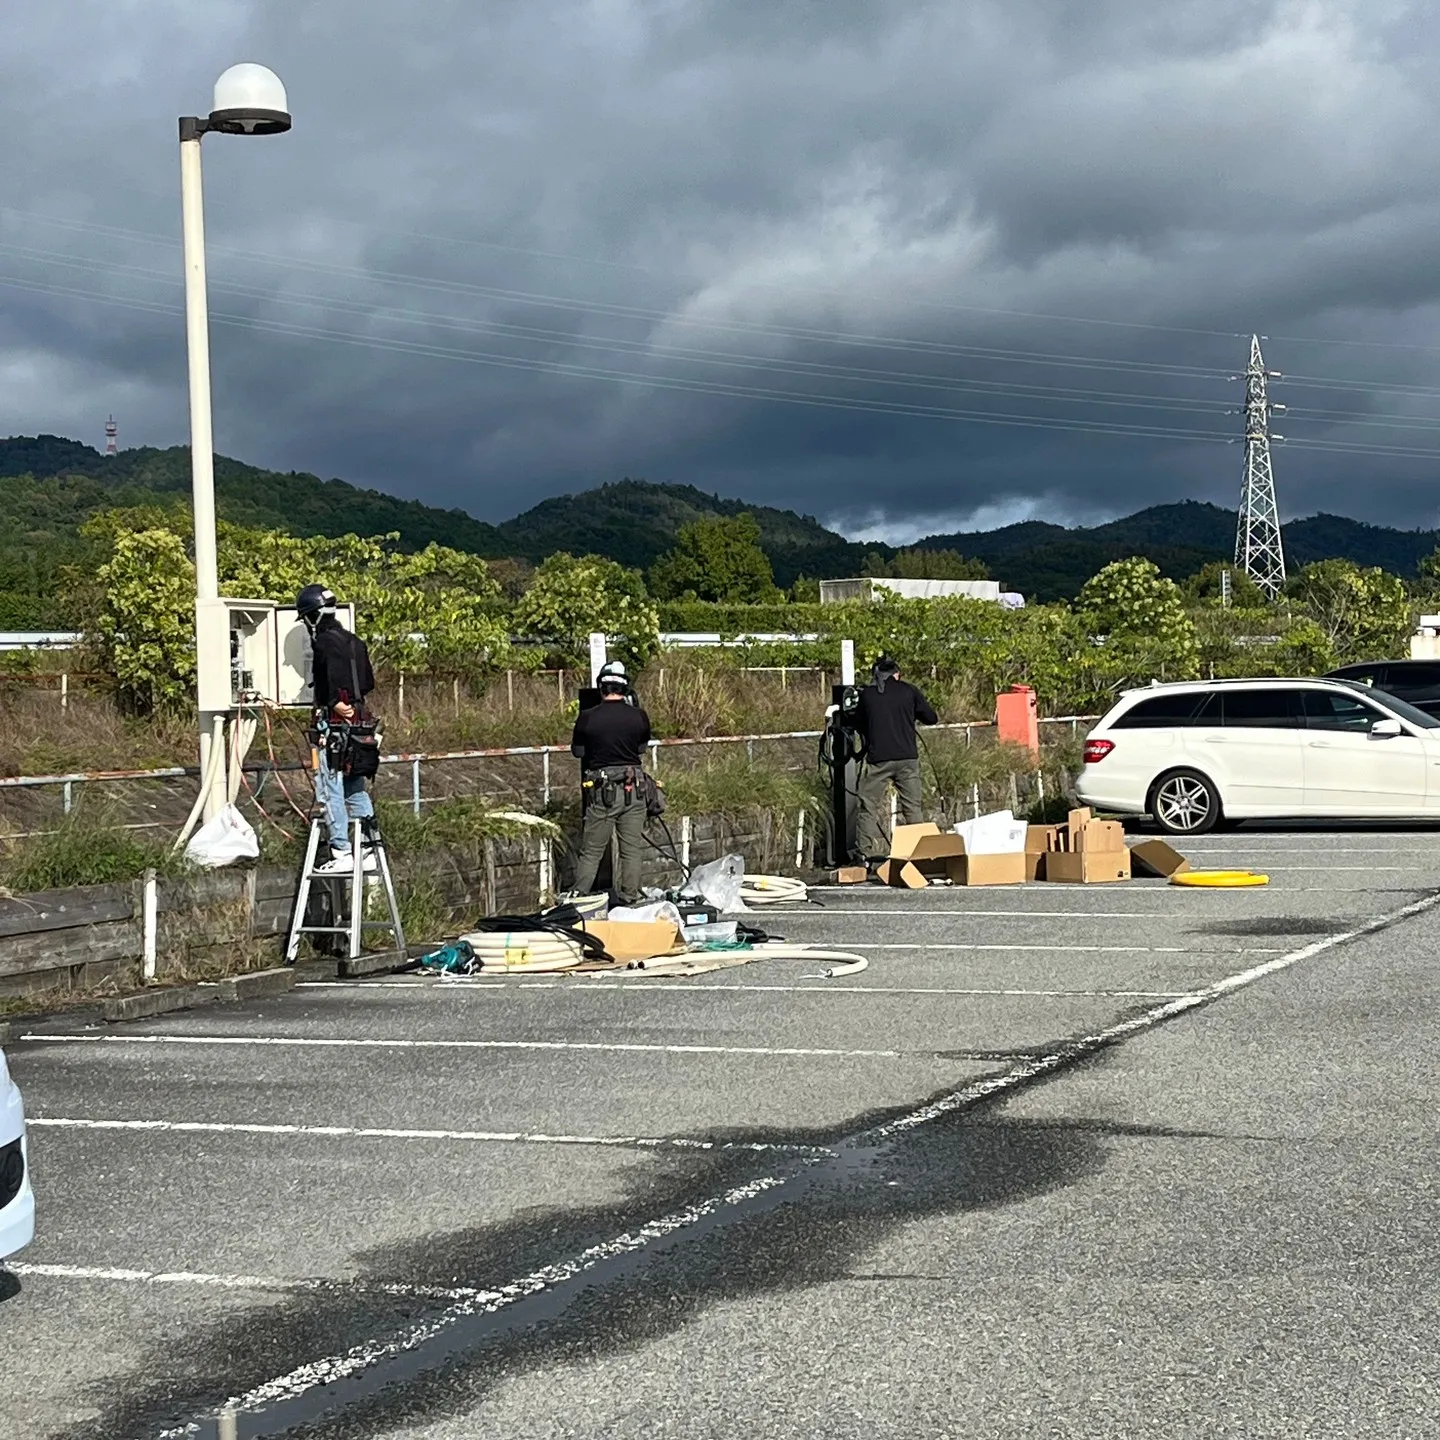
{"left": 0, "top": 715, "right": 1095, "bottom": 802}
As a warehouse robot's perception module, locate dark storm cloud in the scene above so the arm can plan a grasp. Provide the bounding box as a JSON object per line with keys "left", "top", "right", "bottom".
{"left": 3, "top": 0, "right": 1440, "bottom": 540}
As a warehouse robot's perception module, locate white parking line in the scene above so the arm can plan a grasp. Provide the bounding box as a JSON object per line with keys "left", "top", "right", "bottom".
{"left": 758, "top": 907, "right": 1360, "bottom": 918}
{"left": 26, "top": 1116, "right": 829, "bottom": 1155}
{"left": 297, "top": 981, "right": 1186, "bottom": 998}
{"left": 21, "top": 1034, "right": 906, "bottom": 1061}
{"left": 169, "top": 889, "right": 1440, "bottom": 1435}
{"left": 6, "top": 1262, "right": 481, "bottom": 1301}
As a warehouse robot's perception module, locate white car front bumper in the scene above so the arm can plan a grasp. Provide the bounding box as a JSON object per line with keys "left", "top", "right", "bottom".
{"left": 0, "top": 1134, "right": 34, "bottom": 1260}
{"left": 0, "top": 1053, "right": 34, "bottom": 1260}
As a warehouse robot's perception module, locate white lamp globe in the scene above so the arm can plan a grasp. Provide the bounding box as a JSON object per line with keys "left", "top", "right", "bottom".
{"left": 209, "top": 63, "right": 291, "bottom": 135}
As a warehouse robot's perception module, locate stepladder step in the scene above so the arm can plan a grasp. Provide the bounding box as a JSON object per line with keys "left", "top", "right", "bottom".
{"left": 285, "top": 815, "right": 406, "bottom": 965}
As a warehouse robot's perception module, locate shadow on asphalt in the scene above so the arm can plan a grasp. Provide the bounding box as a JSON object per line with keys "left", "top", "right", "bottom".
{"left": 66, "top": 1065, "right": 1239, "bottom": 1440}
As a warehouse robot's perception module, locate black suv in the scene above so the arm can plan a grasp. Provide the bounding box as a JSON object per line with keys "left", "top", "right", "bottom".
{"left": 1324, "top": 660, "right": 1440, "bottom": 718}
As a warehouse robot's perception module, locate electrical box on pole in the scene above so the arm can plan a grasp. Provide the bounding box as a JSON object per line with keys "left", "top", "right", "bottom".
{"left": 195, "top": 599, "right": 356, "bottom": 710}
{"left": 274, "top": 603, "right": 356, "bottom": 706}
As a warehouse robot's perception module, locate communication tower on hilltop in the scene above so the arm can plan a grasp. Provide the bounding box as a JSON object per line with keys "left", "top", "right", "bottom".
{"left": 104, "top": 416, "right": 118, "bottom": 457}
{"left": 1234, "top": 335, "right": 1286, "bottom": 597}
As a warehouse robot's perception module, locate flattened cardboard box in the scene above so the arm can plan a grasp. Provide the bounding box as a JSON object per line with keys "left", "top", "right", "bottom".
{"left": 584, "top": 918, "right": 686, "bottom": 961}
{"left": 1128, "top": 839, "right": 1191, "bottom": 879}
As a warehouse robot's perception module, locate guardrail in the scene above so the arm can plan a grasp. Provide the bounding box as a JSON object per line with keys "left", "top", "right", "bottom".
{"left": 0, "top": 716, "right": 1096, "bottom": 829}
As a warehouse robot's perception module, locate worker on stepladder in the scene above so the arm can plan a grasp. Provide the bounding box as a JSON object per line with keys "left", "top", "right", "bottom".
{"left": 298, "top": 583, "right": 381, "bottom": 875}
{"left": 855, "top": 655, "right": 937, "bottom": 866}
{"left": 568, "top": 660, "right": 652, "bottom": 904}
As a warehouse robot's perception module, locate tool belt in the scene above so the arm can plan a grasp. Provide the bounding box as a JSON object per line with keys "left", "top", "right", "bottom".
{"left": 308, "top": 715, "right": 382, "bottom": 779}
{"left": 582, "top": 766, "right": 666, "bottom": 818}
{"left": 582, "top": 766, "right": 638, "bottom": 809}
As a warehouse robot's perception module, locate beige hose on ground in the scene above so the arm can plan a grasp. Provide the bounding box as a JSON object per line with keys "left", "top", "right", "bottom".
{"left": 737, "top": 875, "right": 809, "bottom": 905}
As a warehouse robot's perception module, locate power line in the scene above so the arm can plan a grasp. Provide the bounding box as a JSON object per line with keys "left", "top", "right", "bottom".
{"left": 10, "top": 240, "right": 1440, "bottom": 439}
{"left": 0, "top": 241, "right": 1244, "bottom": 420}
{"left": 9, "top": 268, "right": 1440, "bottom": 463}
{"left": 16, "top": 203, "right": 1440, "bottom": 358}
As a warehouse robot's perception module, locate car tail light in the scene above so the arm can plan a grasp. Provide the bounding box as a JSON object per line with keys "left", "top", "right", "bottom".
{"left": 1083, "top": 738, "right": 1114, "bottom": 764}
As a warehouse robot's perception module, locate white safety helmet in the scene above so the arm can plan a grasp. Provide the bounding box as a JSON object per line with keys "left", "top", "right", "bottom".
{"left": 597, "top": 660, "right": 628, "bottom": 691}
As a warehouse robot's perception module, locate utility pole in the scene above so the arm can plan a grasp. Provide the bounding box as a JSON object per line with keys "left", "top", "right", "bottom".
{"left": 1234, "top": 334, "right": 1286, "bottom": 597}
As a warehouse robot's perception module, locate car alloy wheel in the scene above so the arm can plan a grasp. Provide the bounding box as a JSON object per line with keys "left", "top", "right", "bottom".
{"left": 1152, "top": 770, "right": 1220, "bottom": 835}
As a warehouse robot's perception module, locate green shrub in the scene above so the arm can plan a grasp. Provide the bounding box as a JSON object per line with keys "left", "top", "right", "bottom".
{"left": 0, "top": 801, "right": 192, "bottom": 892}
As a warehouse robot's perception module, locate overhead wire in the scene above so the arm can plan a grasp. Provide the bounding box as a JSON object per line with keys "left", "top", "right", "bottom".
{"left": 0, "top": 271, "right": 1242, "bottom": 445}
{"left": 5, "top": 215, "right": 1440, "bottom": 458}
{"left": 0, "top": 240, "right": 1248, "bottom": 420}
{"left": 7, "top": 230, "right": 1440, "bottom": 426}
{"left": 16, "top": 203, "right": 1440, "bottom": 355}
{"left": 10, "top": 269, "right": 1440, "bottom": 460}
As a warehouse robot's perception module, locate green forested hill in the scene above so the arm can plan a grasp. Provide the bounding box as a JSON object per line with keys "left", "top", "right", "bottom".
{"left": 494, "top": 478, "right": 874, "bottom": 580}
{"left": 2, "top": 435, "right": 1438, "bottom": 626}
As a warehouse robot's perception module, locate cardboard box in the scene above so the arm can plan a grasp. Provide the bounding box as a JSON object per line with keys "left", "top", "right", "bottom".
{"left": 1025, "top": 824, "right": 1063, "bottom": 881}
{"left": 1128, "top": 839, "right": 1191, "bottom": 879}
{"left": 584, "top": 919, "right": 685, "bottom": 961}
{"left": 1045, "top": 849, "right": 1132, "bottom": 884}
{"left": 878, "top": 822, "right": 1025, "bottom": 888}
{"left": 832, "top": 865, "right": 869, "bottom": 885}
{"left": 1041, "top": 806, "right": 1131, "bottom": 882}
{"left": 952, "top": 852, "right": 1027, "bottom": 887}
{"left": 877, "top": 824, "right": 965, "bottom": 888}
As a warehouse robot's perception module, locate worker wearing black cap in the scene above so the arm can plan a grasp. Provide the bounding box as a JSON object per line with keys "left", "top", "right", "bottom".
{"left": 569, "top": 660, "right": 652, "bottom": 903}
{"left": 855, "top": 655, "right": 937, "bottom": 862}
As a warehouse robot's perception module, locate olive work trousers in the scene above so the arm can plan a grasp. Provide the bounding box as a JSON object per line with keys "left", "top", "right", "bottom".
{"left": 856, "top": 757, "right": 924, "bottom": 859}
{"left": 572, "top": 787, "right": 647, "bottom": 902}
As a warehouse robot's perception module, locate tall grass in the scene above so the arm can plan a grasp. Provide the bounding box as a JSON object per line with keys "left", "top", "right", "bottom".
{"left": 657, "top": 753, "right": 822, "bottom": 819}
{"left": 0, "top": 799, "right": 193, "bottom": 892}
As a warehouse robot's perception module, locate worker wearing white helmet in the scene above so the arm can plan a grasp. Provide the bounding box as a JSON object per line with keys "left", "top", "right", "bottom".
{"left": 569, "top": 661, "right": 652, "bottom": 903}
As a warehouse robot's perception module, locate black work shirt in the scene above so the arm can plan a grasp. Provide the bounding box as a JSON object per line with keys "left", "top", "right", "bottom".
{"left": 855, "top": 678, "right": 937, "bottom": 762}
{"left": 571, "top": 700, "right": 652, "bottom": 771}
{"left": 311, "top": 618, "right": 375, "bottom": 714}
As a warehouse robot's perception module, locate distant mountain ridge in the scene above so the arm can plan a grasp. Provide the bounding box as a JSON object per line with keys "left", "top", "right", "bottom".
{"left": 3, "top": 436, "right": 1438, "bottom": 613}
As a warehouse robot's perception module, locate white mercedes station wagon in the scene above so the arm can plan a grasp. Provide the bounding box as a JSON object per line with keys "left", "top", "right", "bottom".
{"left": 0, "top": 1047, "right": 33, "bottom": 1261}
{"left": 1076, "top": 677, "right": 1440, "bottom": 835}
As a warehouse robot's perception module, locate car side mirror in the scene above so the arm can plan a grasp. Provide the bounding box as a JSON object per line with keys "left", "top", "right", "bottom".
{"left": 1370, "top": 718, "right": 1403, "bottom": 738}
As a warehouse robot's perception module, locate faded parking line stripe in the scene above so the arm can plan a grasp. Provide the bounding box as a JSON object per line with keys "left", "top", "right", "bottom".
{"left": 26, "top": 1116, "right": 830, "bottom": 1155}
{"left": 20, "top": 1034, "right": 904, "bottom": 1060}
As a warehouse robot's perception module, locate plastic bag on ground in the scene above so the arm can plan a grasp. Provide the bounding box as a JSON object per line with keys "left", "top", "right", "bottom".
{"left": 184, "top": 804, "right": 260, "bottom": 869}
{"left": 608, "top": 901, "right": 685, "bottom": 930}
{"left": 679, "top": 854, "right": 748, "bottom": 913}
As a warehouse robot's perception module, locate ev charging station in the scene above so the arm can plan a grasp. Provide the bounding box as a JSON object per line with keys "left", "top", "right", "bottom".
{"left": 579, "top": 630, "right": 866, "bottom": 872}
{"left": 819, "top": 638, "right": 864, "bottom": 869}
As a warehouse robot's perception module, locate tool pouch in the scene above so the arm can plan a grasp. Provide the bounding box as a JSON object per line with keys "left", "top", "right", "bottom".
{"left": 342, "top": 720, "right": 382, "bottom": 780}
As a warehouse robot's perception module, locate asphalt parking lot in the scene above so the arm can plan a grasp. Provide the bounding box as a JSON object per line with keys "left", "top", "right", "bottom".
{"left": 5, "top": 826, "right": 1440, "bottom": 1439}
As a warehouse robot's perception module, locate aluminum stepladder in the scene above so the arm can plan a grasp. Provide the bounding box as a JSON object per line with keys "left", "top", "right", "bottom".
{"left": 284, "top": 811, "right": 406, "bottom": 965}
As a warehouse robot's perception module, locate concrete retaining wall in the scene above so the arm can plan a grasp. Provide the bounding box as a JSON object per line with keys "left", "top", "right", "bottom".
{"left": 0, "top": 810, "right": 795, "bottom": 999}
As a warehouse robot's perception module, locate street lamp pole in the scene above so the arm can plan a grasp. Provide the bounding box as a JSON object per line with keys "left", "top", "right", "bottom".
{"left": 178, "top": 65, "right": 292, "bottom": 823}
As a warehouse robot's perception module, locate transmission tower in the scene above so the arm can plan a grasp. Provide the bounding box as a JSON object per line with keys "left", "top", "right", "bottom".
{"left": 1234, "top": 334, "right": 1286, "bottom": 596}
{"left": 104, "top": 415, "right": 118, "bottom": 457}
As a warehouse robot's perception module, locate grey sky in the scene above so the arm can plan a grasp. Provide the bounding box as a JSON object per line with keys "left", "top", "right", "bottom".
{"left": 3, "top": 0, "right": 1440, "bottom": 541}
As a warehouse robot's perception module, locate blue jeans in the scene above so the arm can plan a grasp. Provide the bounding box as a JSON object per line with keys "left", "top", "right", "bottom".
{"left": 314, "top": 763, "right": 374, "bottom": 854}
